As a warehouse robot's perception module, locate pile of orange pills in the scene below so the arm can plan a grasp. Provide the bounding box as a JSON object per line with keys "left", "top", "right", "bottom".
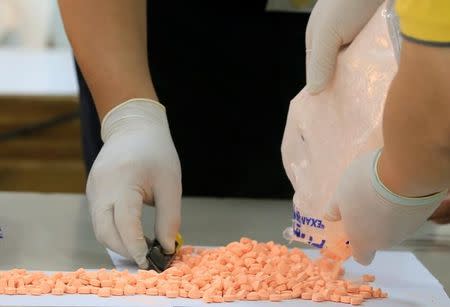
{"left": 0, "top": 238, "right": 387, "bottom": 304}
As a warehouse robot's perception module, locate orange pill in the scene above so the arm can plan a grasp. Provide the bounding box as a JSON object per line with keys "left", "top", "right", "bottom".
{"left": 236, "top": 290, "right": 248, "bottom": 300}
{"left": 301, "top": 292, "right": 312, "bottom": 300}
{"left": 146, "top": 287, "right": 159, "bottom": 296}
{"left": 360, "top": 291, "right": 372, "bottom": 299}
{"left": 52, "top": 288, "right": 64, "bottom": 295}
{"left": 360, "top": 285, "right": 372, "bottom": 292}
{"left": 30, "top": 288, "right": 42, "bottom": 296}
{"left": 124, "top": 285, "right": 136, "bottom": 296}
{"left": 316, "top": 279, "right": 325, "bottom": 287}
{"left": 71, "top": 279, "right": 83, "bottom": 288}
{"left": 40, "top": 282, "right": 51, "bottom": 294}
{"left": 143, "top": 277, "right": 158, "bottom": 288}
{"left": 55, "top": 280, "right": 65, "bottom": 288}
{"left": 372, "top": 287, "right": 381, "bottom": 297}
{"left": 90, "top": 287, "right": 99, "bottom": 294}
{"left": 223, "top": 294, "right": 235, "bottom": 302}
{"left": 312, "top": 293, "right": 324, "bottom": 302}
{"left": 347, "top": 285, "right": 359, "bottom": 293}
{"left": 98, "top": 287, "right": 111, "bottom": 297}
{"left": 65, "top": 286, "right": 77, "bottom": 294}
{"left": 111, "top": 288, "right": 123, "bottom": 296}
{"left": 246, "top": 291, "right": 260, "bottom": 301}
{"left": 166, "top": 289, "right": 179, "bottom": 298}
{"left": 340, "top": 296, "right": 352, "bottom": 303}
{"left": 213, "top": 295, "right": 224, "bottom": 303}
{"left": 362, "top": 274, "right": 375, "bottom": 282}
{"left": 101, "top": 280, "right": 113, "bottom": 288}
{"left": 187, "top": 287, "right": 202, "bottom": 299}
{"left": 78, "top": 286, "right": 91, "bottom": 294}
{"left": 114, "top": 278, "right": 127, "bottom": 289}
{"left": 257, "top": 289, "right": 269, "bottom": 300}
{"left": 322, "top": 288, "right": 332, "bottom": 300}
{"left": 16, "top": 287, "right": 28, "bottom": 295}
{"left": 330, "top": 294, "right": 341, "bottom": 302}
{"left": 269, "top": 293, "right": 282, "bottom": 302}
{"left": 5, "top": 287, "right": 16, "bottom": 295}
{"left": 280, "top": 290, "right": 293, "bottom": 300}
{"left": 381, "top": 292, "right": 388, "bottom": 298}
{"left": 135, "top": 282, "right": 146, "bottom": 295}
{"left": 351, "top": 297, "right": 364, "bottom": 305}
{"left": 334, "top": 287, "right": 347, "bottom": 295}
{"left": 179, "top": 288, "right": 188, "bottom": 298}
{"left": 89, "top": 279, "right": 100, "bottom": 287}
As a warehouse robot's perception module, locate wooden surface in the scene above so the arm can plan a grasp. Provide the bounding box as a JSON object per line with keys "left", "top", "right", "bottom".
{"left": 0, "top": 96, "right": 85, "bottom": 193}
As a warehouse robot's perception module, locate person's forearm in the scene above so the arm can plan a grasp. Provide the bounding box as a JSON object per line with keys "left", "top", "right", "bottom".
{"left": 378, "top": 40, "right": 450, "bottom": 197}
{"left": 58, "top": 0, "right": 157, "bottom": 120}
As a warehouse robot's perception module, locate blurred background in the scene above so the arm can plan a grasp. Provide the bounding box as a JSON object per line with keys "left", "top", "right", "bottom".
{"left": 0, "top": 0, "right": 81, "bottom": 193}
{"left": 0, "top": 0, "right": 313, "bottom": 195}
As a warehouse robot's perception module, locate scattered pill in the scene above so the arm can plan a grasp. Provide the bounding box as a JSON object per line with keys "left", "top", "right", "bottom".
{"left": 65, "top": 286, "right": 77, "bottom": 294}
{"left": 0, "top": 238, "right": 388, "bottom": 305}
{"left": 97, "top": 287, "right": 111, "bottom": 297}
{"left": 16, "top": 287, "right": 28, "bottom": 295}
{"left": 123, "top": 285, "right": 136, "bottom": 296}
{"left": 90, "top": 287, "right": 99, "bottom": 295}
{"left": 166, "top": 290, "right": 179, "bottom": 298}
{"left": 312, "top": 293, "right": 324, "bottom": 302}
{"left": 330, "top": 294, "right": 341, "bottom": 302}
{"left": 360, "top": 291, "right": 372, "bottom": 299}
{"left": 351, "top": 297, "right": 364, "bottom": 305}
{"left": 362, "top": 274, "right": 375, "bottom": 282}
{"left": 89, "top": 279, "right": 100, "bottom": 287}
{"left": 301, "top": 292, "right": 313, "bottom": 300}
{"left": 5, "top": 287, "right": 16, "bottom": 295}
{"left": 100, "top": 280, "right": 112, "bottom": 288}
{"left": 360, "top": 285, "right": 372, "bottom": 292}
{"left": 52, "top": 288, "right": 64, "bottom": 295}
{"left": 341, "top": 296, "right": 352, "bottom": 303}
{"left": 30, "top": 288, "right": 42, "bottom": 296}
{"left": 77, "top": 286, "right": 91, "bottom": 295}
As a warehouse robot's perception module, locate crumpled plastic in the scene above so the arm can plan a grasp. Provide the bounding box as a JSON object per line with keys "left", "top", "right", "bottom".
{"left": 281, "top": 1, "right": 399, "bottom": 258}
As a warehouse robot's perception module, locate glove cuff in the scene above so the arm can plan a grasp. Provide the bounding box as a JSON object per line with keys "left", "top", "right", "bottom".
{"left": 371, "top": 149, "right": 448, "bottom": 206}
{"left": 101, "top": 98, "right": 167, "bottom": 142}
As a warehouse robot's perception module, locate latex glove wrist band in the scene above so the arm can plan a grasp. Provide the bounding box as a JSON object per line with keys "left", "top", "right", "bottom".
{"left": 101, "top": 98, "right": 166, "bottom": 142}
{"left": 372, "top": 149, "right": 448, "bottom": 206}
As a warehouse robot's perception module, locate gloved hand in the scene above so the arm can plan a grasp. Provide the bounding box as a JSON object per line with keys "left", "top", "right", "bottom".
{"left": 305, "top": 0, "right": 384, "bottom": 94}
{"left": 324, "top": 150, "right": 448, "bottom": 265}
{"left": 86, "top": 99, "right": 182, "bottom": 269}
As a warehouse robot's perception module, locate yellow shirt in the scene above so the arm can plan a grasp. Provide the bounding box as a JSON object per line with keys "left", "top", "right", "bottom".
{"left": 396, "top": 0, "right": 450, "bottom": 46}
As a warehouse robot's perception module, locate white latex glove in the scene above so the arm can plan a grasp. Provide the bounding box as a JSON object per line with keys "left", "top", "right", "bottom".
{"left": 324, "top": 150, "right": 448, "bottom": 265}
{"left": 305, "top": 0, "right": 384, "bottom": 94}
{"left": 86, "top": 99, "right": 182, "bottom": 269}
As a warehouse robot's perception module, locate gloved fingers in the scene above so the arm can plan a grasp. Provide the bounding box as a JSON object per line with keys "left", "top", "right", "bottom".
{"left": 306, "top": 27, "right": 341, "bottom": 95}
{"left": 154, "top": 174, "right": 182, "bottom": 254}
{"left": 114, "top": 190, "right": 149, "bottom": 269}
{"left": 90, "top": 204, "right": 133, "bottom": 259}
{"left": 352, "top": 247, "right": 376, "bottom": 266}
{"left": 323, "top": 200, "right": 342, "bottom": 222}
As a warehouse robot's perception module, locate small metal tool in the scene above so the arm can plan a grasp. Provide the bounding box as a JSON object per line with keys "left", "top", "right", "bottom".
{"left": 145, "top": 233, "right": 183, "bottom": 272}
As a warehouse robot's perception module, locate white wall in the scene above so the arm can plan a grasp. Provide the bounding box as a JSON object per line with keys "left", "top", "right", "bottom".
{"left": 0, "top": 0, "right": 69, "bottom": 49}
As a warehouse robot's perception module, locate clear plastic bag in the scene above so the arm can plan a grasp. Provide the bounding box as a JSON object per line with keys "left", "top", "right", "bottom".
{"left": 386, "top": 0, "right": 402, "bottom": 63}
{"left": 281, "top": 1, "right": 400, "bottom": 259}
